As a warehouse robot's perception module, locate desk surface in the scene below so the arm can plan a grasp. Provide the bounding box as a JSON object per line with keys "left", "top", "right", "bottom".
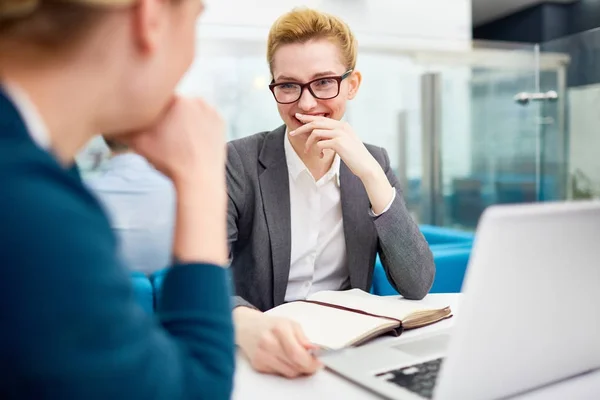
{"left": 232, "top": 293, "right": 600, "bottom": 400}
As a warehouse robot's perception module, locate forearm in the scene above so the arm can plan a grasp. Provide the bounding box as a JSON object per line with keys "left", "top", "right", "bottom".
{"left": 360, "top": 162, "right": 395, "bottom": 215}
{"left": 375, "top": 198, "right": 435, "bottom": 299}
{"left": 233, "top": 306, "right": 263, "bottom": 345}
{"left": 157, "top": 263, "right": 235, "bottom": 399}
{"left": 173, "top": 173, "right": 228, "bottom": 266}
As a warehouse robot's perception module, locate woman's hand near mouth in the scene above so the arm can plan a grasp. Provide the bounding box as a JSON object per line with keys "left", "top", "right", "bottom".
{"left": 290, "top": 113, "right": 395, "bottom": 215}
{"left": 290, "top": 113, "right": 378, "bottom": 180}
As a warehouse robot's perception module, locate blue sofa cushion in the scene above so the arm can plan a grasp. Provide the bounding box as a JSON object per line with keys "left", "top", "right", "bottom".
{"left": 130, "top": 271, "right": 154, "bottom": 314}
{"left": 429, "top": 247, "right": 471, "bottom": 293}
{"left": 150, "top": 268, "right": 168, "bottom": 307}
{"left": 419, "top": 224, "right": 474, "bottom": 245}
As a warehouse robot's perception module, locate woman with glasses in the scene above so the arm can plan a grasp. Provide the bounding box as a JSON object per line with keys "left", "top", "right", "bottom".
{"left": 0, "top": 0, "right": 234, "bottom": 398}
{"left": 228, "top": 7, "right": 436, "bottom": 378}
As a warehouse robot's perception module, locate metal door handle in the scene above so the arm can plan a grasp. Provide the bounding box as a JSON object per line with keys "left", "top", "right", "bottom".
{"left": 514, "top": 91, "right": 558, "bottom": 105}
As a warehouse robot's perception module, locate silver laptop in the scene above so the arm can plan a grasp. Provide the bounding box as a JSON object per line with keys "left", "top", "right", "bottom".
{"left": 322, "top": 201, "right": 600, "bottom": 399}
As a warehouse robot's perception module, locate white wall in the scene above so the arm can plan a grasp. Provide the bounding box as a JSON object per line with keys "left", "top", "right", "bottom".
{"left": 199, "top": 0, "right": 471, "bottom": 50}
{"left": 567, "top": 85, "right": 600, "bottom": 198}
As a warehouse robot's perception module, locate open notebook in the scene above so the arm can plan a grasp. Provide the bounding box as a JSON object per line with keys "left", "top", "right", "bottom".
{"left": 265, "top": 289, "right": 452, "bottom": 350}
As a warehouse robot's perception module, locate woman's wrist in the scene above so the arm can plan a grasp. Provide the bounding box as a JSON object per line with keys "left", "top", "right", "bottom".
{"left": 233, "top": 307, "right": 263, "bottom": 345}
{"left": 359, "top": 163, "right": 394, "bottom": 214}
{"left": 171, "top": 166, "right": 225, "bottom": 191}
{"left": 357, "top": 159, "right": 386, "bottom": 186}
{"left": 172, "top": 170, "right": 228, "bottom": 266}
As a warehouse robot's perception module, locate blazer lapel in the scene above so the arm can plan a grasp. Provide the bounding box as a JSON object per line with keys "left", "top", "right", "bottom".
{"left": 258, "top": 126, "right": 292, "bottom": 306}
{"left": 340, "top": 162, "right": 378, "bottom": 290}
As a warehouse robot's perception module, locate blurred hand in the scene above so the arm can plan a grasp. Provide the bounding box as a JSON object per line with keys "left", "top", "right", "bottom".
{"left": 126, "top": 96, "right": 226, "bottom": 186}
{"left": 120, "top": 96, "right": 228, "bottom": 264}
{"left": 234, "top": 307, "right": 322, "bottom": 379}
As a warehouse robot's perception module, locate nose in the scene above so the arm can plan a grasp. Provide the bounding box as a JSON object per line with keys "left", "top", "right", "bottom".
{"left": 297, "top": 86, "right": 318, "bottom": 111}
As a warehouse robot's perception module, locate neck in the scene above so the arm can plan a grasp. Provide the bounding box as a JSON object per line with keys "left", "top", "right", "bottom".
{"left": 3, "top": 62, "right": 105, "bottom": 166}
{"left": 288, "top": 132, "right": 336, "bottom": 180}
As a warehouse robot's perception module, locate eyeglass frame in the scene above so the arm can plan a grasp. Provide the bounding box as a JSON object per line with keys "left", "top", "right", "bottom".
{"left": 268, "top": 69, "right": 354, "bottom": 104}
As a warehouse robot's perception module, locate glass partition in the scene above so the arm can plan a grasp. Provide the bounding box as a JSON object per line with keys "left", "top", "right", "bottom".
{"left": 75, "top": 36, "right": 570, "bottom": 233}
{"left": 542, "top": 28, "right": 600, "bottom": 202}
{"left": 408, "top": 44, "right": 568, "bottom": 229}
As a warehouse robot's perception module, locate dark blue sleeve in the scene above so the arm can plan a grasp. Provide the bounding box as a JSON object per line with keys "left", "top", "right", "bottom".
{"left": 0, "top": 159, "right": 235, "bottom": 399}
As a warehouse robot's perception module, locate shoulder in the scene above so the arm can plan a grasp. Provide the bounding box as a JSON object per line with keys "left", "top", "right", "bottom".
{"left": 83, "top": 172, "right": 107, "bottom": 191}
{"left": 227, "top": 131, "right": 270, "bottom": 160}
{"left": 0, "top": 139, "right": 115, "bottom": 258}
{"left": 226, "top": 128, "right": 280, "bottom": 176}
{"left": 82, "top": 170, "right": 119, "bottom": 202}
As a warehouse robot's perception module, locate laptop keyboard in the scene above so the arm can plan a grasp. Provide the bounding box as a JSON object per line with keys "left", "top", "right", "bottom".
{"left": 375, "top": 358, "right": 444, "bottom": 399}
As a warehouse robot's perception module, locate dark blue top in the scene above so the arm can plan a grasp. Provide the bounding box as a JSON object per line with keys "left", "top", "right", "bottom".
{"left": 0, "top": 90, "right": 235, "bottom": 399}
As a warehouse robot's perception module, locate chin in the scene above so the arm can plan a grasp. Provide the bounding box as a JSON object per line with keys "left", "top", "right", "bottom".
{"left": 134, "top": 101, "right": 169, "bottom": 129}
{"left": 286, "top": 118, "right": 302, "bottom": 131}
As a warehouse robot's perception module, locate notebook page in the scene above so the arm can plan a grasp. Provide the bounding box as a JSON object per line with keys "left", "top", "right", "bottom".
{"left": 307, "top": 289, "right": 441, "bottom": 321}
{"left": 265, "top": 301, "right": 397, "bottom": 350}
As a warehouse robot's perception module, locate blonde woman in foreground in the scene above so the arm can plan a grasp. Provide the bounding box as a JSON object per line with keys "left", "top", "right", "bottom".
{"left": 0, "top": 0, "right": 234, "bottom": 398}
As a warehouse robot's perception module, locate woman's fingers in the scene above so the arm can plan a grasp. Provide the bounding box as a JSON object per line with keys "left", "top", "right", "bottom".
{"left": 273, "top": 322, "right": 321, "bottom": 374}
{"left": 304, "top": 129, "right": 340, "bottom": 154}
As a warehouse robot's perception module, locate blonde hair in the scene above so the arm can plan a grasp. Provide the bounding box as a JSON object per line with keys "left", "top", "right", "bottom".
{"left": 0, "top": 0, "right": 133, "bottom": 52}
{"left": 266, "top": 7, "right": 357, "bottom": 76}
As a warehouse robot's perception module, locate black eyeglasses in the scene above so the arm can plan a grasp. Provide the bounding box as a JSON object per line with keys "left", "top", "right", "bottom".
{"left": 269, "top": 70, "right": 353, "bottom": 104}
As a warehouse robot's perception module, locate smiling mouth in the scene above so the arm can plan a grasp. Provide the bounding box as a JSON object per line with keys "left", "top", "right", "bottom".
{"left": 295, "top": 113, "right": 329, "bottom": 124}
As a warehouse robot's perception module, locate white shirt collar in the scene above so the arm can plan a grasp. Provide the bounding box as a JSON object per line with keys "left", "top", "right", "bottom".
{"left": 3, "top": 81, "right": 51, "bottom": 150}
{"left": 283, "top": 128, "right": 341, "bottom": 186}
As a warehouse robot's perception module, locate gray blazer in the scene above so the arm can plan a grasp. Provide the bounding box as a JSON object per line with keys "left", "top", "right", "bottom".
{"left": 226, "top": 126, "right": 435, "bottom": 311}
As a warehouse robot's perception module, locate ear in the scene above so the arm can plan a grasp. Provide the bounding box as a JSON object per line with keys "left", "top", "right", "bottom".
{"left": 346, "top": 70, "right": 362, "bottom": 100}
{"left": 132, "top": 0, "right": 164, "bottom": 55}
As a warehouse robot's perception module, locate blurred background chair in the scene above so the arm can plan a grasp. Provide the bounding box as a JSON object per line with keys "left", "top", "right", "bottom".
{"left": 130, "top": 271, "right": 154, "bottom": 314}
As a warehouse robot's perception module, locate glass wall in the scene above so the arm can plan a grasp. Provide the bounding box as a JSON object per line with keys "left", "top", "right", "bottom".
{"left": 542, "top": 28, "right": 600, "bottom": 202}
{"left": 75, "top": 34, "right": 580, "bottom": 233}
{"left": 403, "top": 44, "right": 568, "bottom": 229}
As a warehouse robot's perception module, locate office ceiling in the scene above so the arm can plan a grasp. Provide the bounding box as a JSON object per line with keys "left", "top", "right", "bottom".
{"left": 472, "top": 0, "right": 577, "bottom": 26}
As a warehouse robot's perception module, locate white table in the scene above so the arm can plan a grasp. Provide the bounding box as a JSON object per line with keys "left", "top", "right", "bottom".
{"left": 232, "top": 294, "right": 457, "bottom": 400}
{"left": 232, "top": 293, "right": 600, "bottom": 399}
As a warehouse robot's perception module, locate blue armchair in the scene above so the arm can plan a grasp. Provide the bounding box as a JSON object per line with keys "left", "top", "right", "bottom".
{"left": 418, "top": 224, "right": 474, "bottom": 248}
{"left": 372, "top": 225, "right": 474, "bottom": 295}
{"left": 149, "top": 268, "right": 168, "bottom": 308}
{"left": 130, "top": 271, "right": 155, "bottom": 314}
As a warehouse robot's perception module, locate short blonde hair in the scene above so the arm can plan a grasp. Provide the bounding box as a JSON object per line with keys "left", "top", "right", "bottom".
{"left": 267, "top": 7, "right": 357, "bottom": 76}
